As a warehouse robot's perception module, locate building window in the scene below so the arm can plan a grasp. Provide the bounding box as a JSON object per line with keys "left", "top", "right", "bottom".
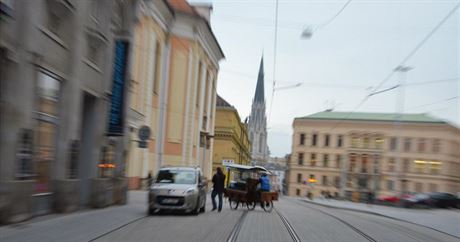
{"left": 335, "top": 154, "right": 341, "bottom": 168}
{"left": 387, "top": 180, "right": 394, "bottom": 191}
{"left": 15, "top": 129, "right": 34, "bottom": 179}
{"left": 334, "top": 176, "right": 340, "bottom": 188}
{"left": 415, "top": 182, "right": 423, "bottom": 192}
{"left": 297, "top": 173, "right": 302, "bottom": 183}
{"left": 310, "top": 153, "right": 316, "bottom": 166}
{"left": 390, "top": 137, "right": 397, "bottom": 151}
{"left": 296, "top": 189, "right": 300, "bottom": 196}
{"left": 34, "top": 72, "right": 60, "bottom": 193}
{"left": 322, "top": 154, "right": 328, "bottom": 167}
{"left": 430, "top": 161, "right": 441, "bottom": 175}
{"left": 404, "top": 138, "right": 411, "bottom": 152}
{"left": 387, "top": 158, "right": 395, "bottom": 172}
{"left": 417, "top": 138, "right": 426, "bottom": 152}
{"left": 312, "top": 133, "right": 317, "bottom": 146}
{"left": 414, "top": 160, "right": 426, "bottom": 173}
{"left": 324, "top": 134, "right": 330, "bottom": 147}
{"left": 375, "top": 138, "right": 384, "bottom": 149}
{"left": 349, "top": 154, "right": 356, "bottom": 172}
{"left": 363, "top": 137, "right": 370, "bottom": 148}
{"left": 337, "top": 135, "right": 343, "bottom": 148}
{"left": 351, "top": 137, "right": 359, "bottom": 148}
{"left": 373, "top": 155, "right": 380, "bottom": 174}
{"left": 361, "top": 155, "right": 368, "bottom": 173}
{"left": 298, "top": 152, "right": 304, "bottom": 165}
{"left": 299, "top": 133, "right": 305, "bottom": 145}
{"left": 429, "top": 183, "right": 438, "bottom": 192}
{"left": 432, "top": 139, "right": 441, "bottom": 153}
{"left": 402, "top": 159, "right": 410, "bottom": 173}
{"left": 346, "top": 176, "right": 352, "bottom": 188}
{"left": 322, "top": 175, "right": 328, "bottom": 186}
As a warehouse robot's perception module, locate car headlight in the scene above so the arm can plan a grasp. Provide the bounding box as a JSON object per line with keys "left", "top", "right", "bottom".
{"left": 185, "top": 188, "right": 196, "bottom": 195}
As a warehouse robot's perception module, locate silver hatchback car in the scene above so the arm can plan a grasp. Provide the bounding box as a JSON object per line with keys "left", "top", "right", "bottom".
{"left": 148, "top": 167, "right": 207, "bottom": 215}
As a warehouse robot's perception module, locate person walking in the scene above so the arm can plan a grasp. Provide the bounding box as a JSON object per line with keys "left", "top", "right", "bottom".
{"left": 147, "top": 171, "right": 153, "bottom": 189}
{"left": 211, "top": 167, "right": 226, "bottom": 212}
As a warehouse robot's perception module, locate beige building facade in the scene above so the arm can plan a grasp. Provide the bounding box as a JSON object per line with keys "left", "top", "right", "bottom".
{"left": 288, "top": 111, "right": 460, "bottom": 201}
{"left": 125, "top": 0, "right": 224, "bottom": 189}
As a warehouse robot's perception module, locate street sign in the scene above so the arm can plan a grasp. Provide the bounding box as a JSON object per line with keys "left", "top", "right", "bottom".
{"left": 222, "top": 159, "right": 235, "bottom": 166}
{"left": 138, "top": 140, "right": 148, "bottom": 148}
{"left": 138, "top": 126, "right": 151, "bottom": 141}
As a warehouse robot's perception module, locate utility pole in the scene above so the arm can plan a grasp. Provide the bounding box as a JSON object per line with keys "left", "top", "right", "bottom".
{"left": 394, "top": 65, "right": 413, "bottom": 196}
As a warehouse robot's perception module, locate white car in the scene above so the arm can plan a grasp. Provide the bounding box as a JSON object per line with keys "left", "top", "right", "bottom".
{"left": 148, "top": 167, "right": 207, "bottom": 215}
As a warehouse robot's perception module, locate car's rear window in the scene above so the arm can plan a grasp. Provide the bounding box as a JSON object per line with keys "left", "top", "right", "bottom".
{"left": 156, "top": 170, "right": 196, "bottom": 184}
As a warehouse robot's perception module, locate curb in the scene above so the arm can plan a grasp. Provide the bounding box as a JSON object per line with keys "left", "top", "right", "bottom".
{"left": 300, "top": 199, "right": 460, "bottom": 239}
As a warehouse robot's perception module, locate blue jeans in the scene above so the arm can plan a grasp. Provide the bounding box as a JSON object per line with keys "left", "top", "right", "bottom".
{"left": 211, "top": 190, "right": 223, "bottom": 211}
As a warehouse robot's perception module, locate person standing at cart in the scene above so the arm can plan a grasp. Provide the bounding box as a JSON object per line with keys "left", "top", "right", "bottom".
{"left": 259, "top": 173, "right": 271, "bottom": 192}
{"left": 211, "top": 167, "right": 226, "bottom": 212}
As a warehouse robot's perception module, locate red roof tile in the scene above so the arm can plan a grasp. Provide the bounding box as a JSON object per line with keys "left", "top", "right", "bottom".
{"left": 166, "top": 0, "right": 197, "bottom": 15}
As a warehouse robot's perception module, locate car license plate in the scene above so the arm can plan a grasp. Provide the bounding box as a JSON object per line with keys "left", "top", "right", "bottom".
{"left": 162, "top": 198, "right": 179, "bottom": 204}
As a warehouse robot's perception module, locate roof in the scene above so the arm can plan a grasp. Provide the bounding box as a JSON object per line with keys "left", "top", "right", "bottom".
{"left": 253, "top": 56, "right": 265, "bottom": 103}
{"left": 296, "top": 111, "right": 446, "bottom": 124}
{"left": 223, "top": 164, "right": 270, "bottom": 173}
{"left": 216, "top": 94, "right": 233, "bottom": 108}
{"left": 166, "top": 0, "right": 197, "bottom": 15}
{"left": 165, "top": 0, "right": 225, "bottom": 60}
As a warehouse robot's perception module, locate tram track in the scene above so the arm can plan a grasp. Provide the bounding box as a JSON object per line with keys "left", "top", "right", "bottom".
{"left": 275, "top": 208, "right": 301, "bottom": 242}
{"left": 227, "top": 210, "right": 248, "bottom": 242}
{"left": 227, "top": 206, "right": 301, "bottom": 242}
{"left": 293, "top": 200, "right": 377, "bottom": 242}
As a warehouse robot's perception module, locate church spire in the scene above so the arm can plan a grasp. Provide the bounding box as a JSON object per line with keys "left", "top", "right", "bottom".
{"left": 253, "top": 56, "right": 264, "bottom": 103}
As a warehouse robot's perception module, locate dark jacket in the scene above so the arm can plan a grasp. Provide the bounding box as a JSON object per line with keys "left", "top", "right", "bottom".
{"left": 212, "top": 173, "right": 226, "bottom": 193}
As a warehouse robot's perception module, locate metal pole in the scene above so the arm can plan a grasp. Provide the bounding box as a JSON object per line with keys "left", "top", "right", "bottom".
{"left": 394, "top": 66, "right": 412, "bottom": 196}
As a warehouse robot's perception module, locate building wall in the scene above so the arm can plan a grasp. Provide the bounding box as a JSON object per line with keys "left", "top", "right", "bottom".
{"left": 288, "top": 118, "right": 460, "bottom": 200}
{"left": 0, "top": 0, "right": 137, "bottom": 223}
{"left": 125, "top": 0, "right": 223, "bottom": 188}
{"left": 212, "top": 108, "right": 251, "bottom": 174}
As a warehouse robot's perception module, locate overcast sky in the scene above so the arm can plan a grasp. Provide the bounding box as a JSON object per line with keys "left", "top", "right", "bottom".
{"left": 191, "top": 0, "right": 459, "bottom": 157}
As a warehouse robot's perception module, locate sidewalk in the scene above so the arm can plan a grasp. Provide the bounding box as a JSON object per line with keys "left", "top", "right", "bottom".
{"left": 0, "top": 191, "right": 148, "bottom": 242}
{"left": 301, "top": 198, "right": 460, "bottom": 238}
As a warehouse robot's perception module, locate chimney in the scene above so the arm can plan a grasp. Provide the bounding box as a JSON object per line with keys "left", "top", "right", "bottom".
{"left": 191, "top": 3, "right": 213, "bottom": 23}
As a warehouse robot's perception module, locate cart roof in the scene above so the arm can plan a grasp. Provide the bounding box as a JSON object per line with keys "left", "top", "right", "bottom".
{"left": 224, "top": 164, "right": 271, "bottom": 173}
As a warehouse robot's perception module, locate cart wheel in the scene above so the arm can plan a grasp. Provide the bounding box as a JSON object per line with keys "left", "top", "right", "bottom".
{"left": 229, "top": 199, "right": 239, "bottom": 210}
{"left": 262, "top": 201, "right": 273, "bottom": 212}
{"left": 246, "top": 201, "right": 256, "bottom": 210}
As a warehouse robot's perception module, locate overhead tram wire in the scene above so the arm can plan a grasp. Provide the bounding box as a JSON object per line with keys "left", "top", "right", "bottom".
{"left": 268, "top": 0, "right": 279, "bottom": 127}
{"left": 314, "top": 0, "right": 353, "bottom": 31}
{"left": 370, "top": 1, "right": 460, "bottom": 94}
{"left": 406, "top": 96, "right": 458, "bottom": 111}
{"left": 324, "top": 1, "right": 460, "bottom": 132}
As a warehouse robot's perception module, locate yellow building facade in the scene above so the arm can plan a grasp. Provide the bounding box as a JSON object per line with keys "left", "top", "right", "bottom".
{"left": 126, "top": 0, "right": 224, "bottom": 189}
{"left": 212, "top": 95, "right": 251, "bottom": 173}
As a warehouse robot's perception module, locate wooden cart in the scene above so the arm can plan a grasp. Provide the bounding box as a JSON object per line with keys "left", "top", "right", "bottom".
{"left": 223, "top": 164, "right": 278, "bottom": 212}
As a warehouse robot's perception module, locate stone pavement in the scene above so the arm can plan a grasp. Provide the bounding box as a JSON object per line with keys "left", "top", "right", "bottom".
{"left": 0, "top": 191, "right": 148, "bottom": 242}
{"left": 301, "top": 198, "right": 460, "bottom": 237}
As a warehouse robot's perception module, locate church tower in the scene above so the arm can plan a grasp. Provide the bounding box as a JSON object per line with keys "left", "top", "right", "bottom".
{"left": 248, "top": 57, "right": 269, "bottom": 164}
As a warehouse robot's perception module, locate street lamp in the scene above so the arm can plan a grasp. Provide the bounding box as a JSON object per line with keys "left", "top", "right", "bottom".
{"left": 394, "top": 65, "right": 414, "bottom": 196}
{"left": 300, "top": 26, "right": 314, "bottom": 39}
